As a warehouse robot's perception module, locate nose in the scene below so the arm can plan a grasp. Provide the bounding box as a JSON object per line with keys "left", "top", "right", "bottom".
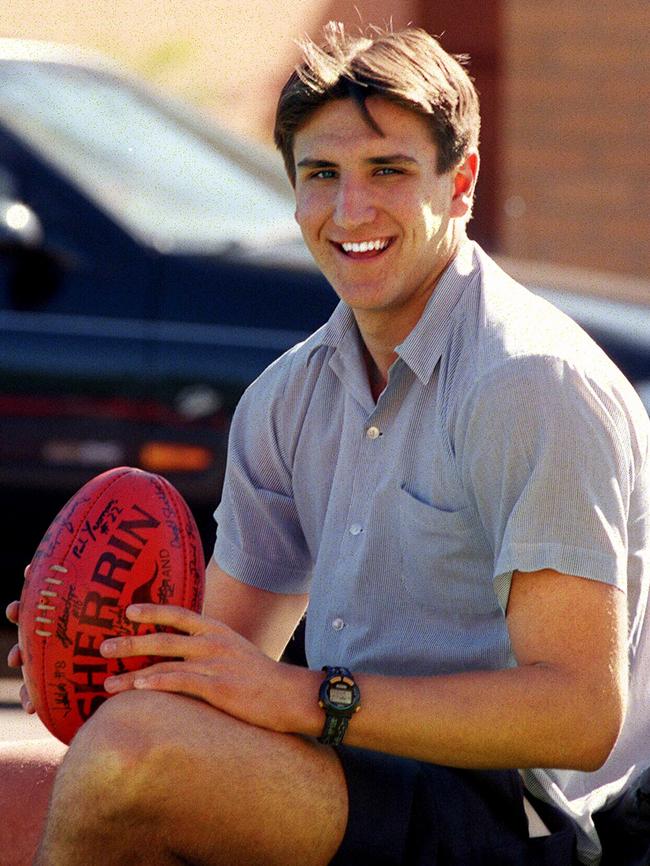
{"left": 333, "top": 178, "right": 377, "bottom": 230}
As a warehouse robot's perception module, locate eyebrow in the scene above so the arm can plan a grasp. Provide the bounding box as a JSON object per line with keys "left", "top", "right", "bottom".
{"left": 296, "top": 154, "right": 419, "bottom": 170}
{"left": 368, "top": 154, "right": 419, "bottom": 166}
{"left": 296, "top": 159, "right": 337, "bottom": 169}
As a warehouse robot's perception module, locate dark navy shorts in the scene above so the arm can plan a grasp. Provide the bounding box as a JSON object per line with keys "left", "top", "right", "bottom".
{"left": 330, "top": 746, "right": 578, "bottom": 866}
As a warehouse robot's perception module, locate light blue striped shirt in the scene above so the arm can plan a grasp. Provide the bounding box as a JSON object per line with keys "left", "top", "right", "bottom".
{"left": 214, "top": 241, "right": 650, "bottom": 864}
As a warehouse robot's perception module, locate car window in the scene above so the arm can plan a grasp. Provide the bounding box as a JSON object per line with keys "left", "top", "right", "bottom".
{"left": 0, "top": 60, "right": 297, "bottom": 251}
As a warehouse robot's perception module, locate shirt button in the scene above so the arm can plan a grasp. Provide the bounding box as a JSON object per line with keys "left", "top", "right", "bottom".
{"left": 366, "top": 426, "right": 380, "bottom": 439}
{"left": 349, "top": 523, "right": 362, "bottom": 535}
{"left": 332, "top": 617, "right": 345, "bottom": 631}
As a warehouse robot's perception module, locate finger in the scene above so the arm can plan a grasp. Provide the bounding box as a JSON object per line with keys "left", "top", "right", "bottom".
{"left": 126, "top": 604, "right": 207, "bottom": 634}
{"left": 5, "top": 600, "right": 20, "bottom": 625}
{"left": 103, "top": 671, "right": 137, "bottom": 694}
{"left": 104, "top": 659, "right": 191, "bottom": 693}
{"left": 7, "top": 643, "right": 23, "bottom": 669}
{"left": 132, "top": 669, "right": 214, "bottom": 703}
{"left": 100, "top": 630, "right": 206, "bottom": 660}
{"left": 20, "top": 684, "right": 35, "bottom": 714}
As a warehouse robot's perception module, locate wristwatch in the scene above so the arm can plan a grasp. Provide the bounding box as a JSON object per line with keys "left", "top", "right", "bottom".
{"left": 317, "top": 666, "right": 361, "bottom": 745}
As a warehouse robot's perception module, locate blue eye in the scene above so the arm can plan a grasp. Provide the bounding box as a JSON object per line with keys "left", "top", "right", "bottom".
{"left": 312, "top": 169, "right": 336, "bottom": 179}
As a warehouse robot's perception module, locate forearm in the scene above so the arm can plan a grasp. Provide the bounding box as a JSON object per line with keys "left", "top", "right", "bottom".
{"left": 283, "top": 662, "right": 623, "bottom": 772}
{"left": 346, "top": 664, "right": 622, "bottom": 770}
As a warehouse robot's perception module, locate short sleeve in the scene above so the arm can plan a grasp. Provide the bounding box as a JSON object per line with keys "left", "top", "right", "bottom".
{"left": 456, "top": 355, "right": 635, "bottom": 607}
{"left": 213, "top": 361, "right": 312, "bottom": 594}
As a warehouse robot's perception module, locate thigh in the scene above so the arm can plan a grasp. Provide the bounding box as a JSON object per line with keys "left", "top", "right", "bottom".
{"left": 57, "top": 689, "right": 348, "bottom": 866}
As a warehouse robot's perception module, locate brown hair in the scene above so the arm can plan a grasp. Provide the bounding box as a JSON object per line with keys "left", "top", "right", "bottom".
{"left": 274, "top": 23, "right": 481, "bottom": 186}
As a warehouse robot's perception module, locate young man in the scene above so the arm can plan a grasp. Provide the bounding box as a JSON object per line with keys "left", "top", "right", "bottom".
{"left": 6, "top": 24, "right": 650, "bottom": 866}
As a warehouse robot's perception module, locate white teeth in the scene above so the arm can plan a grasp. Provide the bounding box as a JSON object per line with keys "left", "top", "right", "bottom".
{"left": 341, "top": 239, "right": 389, "bottom": 253}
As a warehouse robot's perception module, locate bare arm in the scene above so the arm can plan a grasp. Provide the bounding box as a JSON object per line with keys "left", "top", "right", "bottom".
{"left": 103, "top": 567, "right": 627, "bottom": 772}
{"left": 202, "top": 558, "right": 308, "bottom": 661}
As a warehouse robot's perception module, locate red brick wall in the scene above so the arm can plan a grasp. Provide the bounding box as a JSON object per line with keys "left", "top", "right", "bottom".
{"left": 420, "top": 0, "right": 503, "bottom": 253}
{"left": 500, "top": 1, "right": 650, "bottom": 278}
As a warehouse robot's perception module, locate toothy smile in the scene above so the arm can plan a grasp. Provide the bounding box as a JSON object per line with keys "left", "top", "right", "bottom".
{"left": 340, "top": 239, "right": 391, "bottom": 253}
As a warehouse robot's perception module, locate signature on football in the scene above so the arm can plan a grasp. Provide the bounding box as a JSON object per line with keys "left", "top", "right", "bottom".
{"left": 55, "top": 584, "right": 80, "bottom": 650}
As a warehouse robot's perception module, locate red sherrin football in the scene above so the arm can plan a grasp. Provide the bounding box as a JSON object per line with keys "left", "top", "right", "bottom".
{"left": 19, "top": 466, "right": 205, "bottom": 744}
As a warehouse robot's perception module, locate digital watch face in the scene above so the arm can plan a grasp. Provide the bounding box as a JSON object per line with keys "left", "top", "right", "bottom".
{"left": 322, "top": 673, "right": 360, "bottom": 714}
{"left": 329, "top": 682, "right": 354, "bottom": 707}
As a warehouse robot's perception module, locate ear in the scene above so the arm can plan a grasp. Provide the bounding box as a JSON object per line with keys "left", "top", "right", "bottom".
{"left": 450, "top": 150, "right": 479, "bottom": 219}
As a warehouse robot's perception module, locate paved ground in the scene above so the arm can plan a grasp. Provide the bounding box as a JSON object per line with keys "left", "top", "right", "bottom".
{"left": 0, "top": 677, "right": 53, "bottom": 741}
{"left": 0, "top": 630, "right": 55, "bottom": 742}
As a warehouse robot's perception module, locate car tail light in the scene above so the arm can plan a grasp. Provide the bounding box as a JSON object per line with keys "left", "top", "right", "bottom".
{"left": 139, "top": 442, "right": 213, "bottom": 473}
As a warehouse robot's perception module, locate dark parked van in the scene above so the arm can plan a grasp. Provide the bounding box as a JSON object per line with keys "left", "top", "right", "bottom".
{"left": 0, "top": 41, "right": 336, "bottom": 534}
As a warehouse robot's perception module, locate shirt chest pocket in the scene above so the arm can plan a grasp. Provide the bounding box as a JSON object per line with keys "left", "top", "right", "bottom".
{"left": 398, "top": 486, "right": 496, "bottom": 614}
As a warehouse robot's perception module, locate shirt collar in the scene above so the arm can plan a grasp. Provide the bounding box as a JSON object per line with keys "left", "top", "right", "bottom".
{"left": 312, "top": 299, "right": 357, "bottom": 350}
{"left": 308, "top": 239, "right": 479, "bottom": 383}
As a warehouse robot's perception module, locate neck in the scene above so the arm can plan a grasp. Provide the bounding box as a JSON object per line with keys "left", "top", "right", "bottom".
{"left": 362, "top": 342, "right": 392, "bottom": 401}
{"left": 355, "top": 238, "right": 462, "bottom": 391}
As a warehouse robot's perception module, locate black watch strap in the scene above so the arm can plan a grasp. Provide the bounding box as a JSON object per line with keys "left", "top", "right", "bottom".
{"left": 317, "top": 666, "right": 360, "bottom": 746}
{"left": 319, "top": 711, "right": 351, "bottom": 746}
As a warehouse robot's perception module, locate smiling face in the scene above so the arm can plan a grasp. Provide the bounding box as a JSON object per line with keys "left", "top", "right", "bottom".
{"left": 293, "top": 97, "right": 477, "bottom": 338}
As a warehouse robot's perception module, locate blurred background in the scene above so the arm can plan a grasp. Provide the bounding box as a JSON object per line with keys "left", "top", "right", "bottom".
{"left": 1, "top": 0, "right": 649, "bottom": 682}
{"left": 3, "top": 0, "right": 649, "bottom": 275}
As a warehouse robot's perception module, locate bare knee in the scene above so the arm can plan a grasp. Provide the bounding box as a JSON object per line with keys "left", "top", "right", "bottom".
{"left": 39, "top": 693, "right": 182, "bottom": 850}
{"left": 39, "top": 691, "right": 348, "bottom": 866}
{"left": 49, "top": 691, "right": 189, "bottom": 829}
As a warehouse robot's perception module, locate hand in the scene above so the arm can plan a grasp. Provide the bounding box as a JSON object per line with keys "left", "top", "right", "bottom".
{"left": 5, "top": 567, "right": 36, "bottom": 714}
{"left": 99, "top": 604, "right": 317, "bottom": 735}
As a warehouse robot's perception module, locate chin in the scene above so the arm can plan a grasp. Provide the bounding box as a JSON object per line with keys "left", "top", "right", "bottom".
{"left": 337, "top": 290, "right": 398, "bottom": 312}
